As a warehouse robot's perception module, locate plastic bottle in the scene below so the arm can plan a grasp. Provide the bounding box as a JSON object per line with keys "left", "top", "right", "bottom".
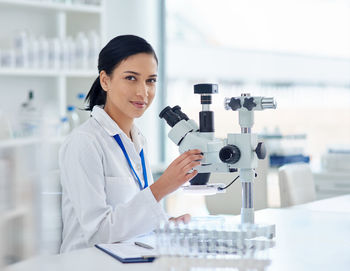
{"left": 14, "top": 31, "right": 29, "bottom": 68}
{"left": 49, "top": 38, "right": 61, "bottom": 70}
{"left": 67, "top": 36, "right": 76, "bottom": 69}
{"left": 59, "top": 117, "right": 71, "bottom": 136}
{"left": 77, "top": 93, "right": 86, "bottom": 108}
{"left": 19, "top": 90, "right": 41, "bottom": 137}
{"left": 38, "top": 36, "right": 49, "bottom": 69}
{"left": 87, "top": 31, "right": 100, "bottom": 69}
{"left": 75, "top": 32, "right": 89, "bottom": 70}
{"left": 28, "top": 35, "right": 39, "bottom": 68}
{"left": 0, "top": 49, "right": 16, "bottom": 68}
{"left": 61, "top": 38, "right": 70, "bottom": 70}
{"left": 67, "top": 105, "right": 80, "bottom": 131}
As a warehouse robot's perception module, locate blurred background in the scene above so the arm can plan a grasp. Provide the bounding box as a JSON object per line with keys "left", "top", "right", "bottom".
{"left": 0, "top": 0, "right": 349, "bottom": 267}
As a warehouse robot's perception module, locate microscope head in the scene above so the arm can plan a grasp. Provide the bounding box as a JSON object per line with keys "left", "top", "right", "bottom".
{"left": 159, "top": 84, "right": 277, "bottom": 187}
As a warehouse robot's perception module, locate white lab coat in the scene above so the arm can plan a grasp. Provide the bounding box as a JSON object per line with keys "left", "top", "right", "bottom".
{"left": 59, "top": 105, "right": 168, "bottom": 253}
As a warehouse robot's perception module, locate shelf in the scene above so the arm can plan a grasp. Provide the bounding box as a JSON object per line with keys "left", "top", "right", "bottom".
{"left": 0, "top": 68, "right": 98, "bottom": 78}
{"left": 0, "top": 0, "right": 102, "bottom": 14}
{"left": 0, "top": 137, "right": 65, "bottom": 148}
{"left": 65, "top": 70, "right": 98, "bottom": 78}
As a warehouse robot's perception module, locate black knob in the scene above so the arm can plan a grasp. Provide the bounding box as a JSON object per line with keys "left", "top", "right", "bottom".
{"left": 255, "top": 142, "right": 266, "bottom": 159}
{"left": 219, "top": 145, "right": 241, "bottom": 164}
{"left": 228, "top": 98, "right": 242, "bottom": 110}
{"left": 194, "top": 84, "right": 218, "bottom": 94}
{"left": 243, "top": 97, "right": 257, "bottom": 111}
{"left": 159, "top": 106, "right": 182, "bottom": 127}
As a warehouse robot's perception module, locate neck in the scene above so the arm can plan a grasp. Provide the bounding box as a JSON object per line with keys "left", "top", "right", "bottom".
{"left": 104, "top": 104, "right": 133, "bottom": 139}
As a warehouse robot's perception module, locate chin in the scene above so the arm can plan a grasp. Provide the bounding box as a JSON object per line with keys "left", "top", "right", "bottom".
{"left": 132, "top": 110, "right": 145, "bottom": 118}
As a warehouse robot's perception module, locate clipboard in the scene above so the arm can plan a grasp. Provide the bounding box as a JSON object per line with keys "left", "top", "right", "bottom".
{"left": 95, "top": 243, "right": 156, "bottom": 263}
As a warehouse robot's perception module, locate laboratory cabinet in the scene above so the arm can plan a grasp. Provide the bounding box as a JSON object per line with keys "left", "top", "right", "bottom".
{"left": 0, "top": 0, "right": 106, "bottom": 267}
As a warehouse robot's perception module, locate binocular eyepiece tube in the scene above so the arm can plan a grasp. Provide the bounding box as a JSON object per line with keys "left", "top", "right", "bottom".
{"left": 159, "top": 105, "right": 189, "bottom": 127}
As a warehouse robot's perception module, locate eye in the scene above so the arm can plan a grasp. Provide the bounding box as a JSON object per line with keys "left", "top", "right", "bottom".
{"left": 147, "top": 78, "right": 157, "bottom": 83}
{"left": 125, "top": 75, "right": 136, "bottom": 81}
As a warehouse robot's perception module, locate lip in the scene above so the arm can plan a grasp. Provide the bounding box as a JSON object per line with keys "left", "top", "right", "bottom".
{"left": 130, "top": 101, "right": 147, "bottom": 109}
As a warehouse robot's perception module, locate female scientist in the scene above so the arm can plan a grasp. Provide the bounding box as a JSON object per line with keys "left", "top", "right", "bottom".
{"left": 59, "top": 35, "right": 203, "bottom": 253}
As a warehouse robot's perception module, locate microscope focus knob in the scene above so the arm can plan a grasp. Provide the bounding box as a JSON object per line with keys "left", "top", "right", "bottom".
{"left": 226, "top": 97, "right": 242, "bottom": 111}
{"left": 243, "top": 97, "right": 257, "bottom": 111}
{"left": 255, "top": 142, "right": 266, "bottom": 159}
{"left": 219, "top": 145, "right": 241, "bottom": 164}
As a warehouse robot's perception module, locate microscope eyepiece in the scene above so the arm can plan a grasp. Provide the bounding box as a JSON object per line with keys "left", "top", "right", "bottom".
{"left": 159, "top": 106, "right": 182, "bottom": 127}
{"left": 172, "top": 105, "right": 189, "bottom": 121}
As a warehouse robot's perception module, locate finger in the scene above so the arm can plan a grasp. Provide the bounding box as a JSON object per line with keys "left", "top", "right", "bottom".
{"left": 180, "top": 149, "right": 202, "bottom": 159}
{"left": 180, "top": 214, "right": 191, "bottom": 224}
{"left": 178, "top": 154, "right": 203, "bottom": 168}
{"left": 193, "top": 154, "right": 204, "bottom": 161}
{"left": 169, "top": 150, "right": 203, "bottom": 169}
{"left": 184, "top": 169, "right": 198, "bottom": 182}
{"left": 171, "top": 149, "right": 200, "bottom": 166}
{"left": 183, "top": 161, "right": 201, "bottom": 173}
{"left": 187, "top": 149, "right": 203, "bottom": 155}
{"left": 173, "top": 214, "right": 191, "bottom": 224}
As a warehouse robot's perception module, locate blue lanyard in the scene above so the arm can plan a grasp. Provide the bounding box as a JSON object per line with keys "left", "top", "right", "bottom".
{"left": 113, "top": 134, "right": 148, "bottom": 190}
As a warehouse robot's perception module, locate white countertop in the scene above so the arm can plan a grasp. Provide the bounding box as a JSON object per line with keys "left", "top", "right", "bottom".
{"left": 6, "top": 194, "right": 350, "bottom": 271}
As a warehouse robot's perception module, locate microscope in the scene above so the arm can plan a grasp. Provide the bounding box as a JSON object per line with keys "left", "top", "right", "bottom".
{"left": 159, "top": 83, "right": 277, "bottom": 227}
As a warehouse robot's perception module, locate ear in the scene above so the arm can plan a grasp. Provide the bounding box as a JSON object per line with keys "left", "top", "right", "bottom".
{"left": 99, "top": 70, "right": 111, "bottom": 92}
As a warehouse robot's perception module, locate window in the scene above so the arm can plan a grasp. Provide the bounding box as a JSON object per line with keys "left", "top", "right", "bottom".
{"left": 165, "top": 0, "right": 350, "bottom": 164}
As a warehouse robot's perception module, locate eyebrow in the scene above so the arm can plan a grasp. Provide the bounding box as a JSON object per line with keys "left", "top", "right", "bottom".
{"left": 123, "top": 71, "right": 157, "bottom": 77}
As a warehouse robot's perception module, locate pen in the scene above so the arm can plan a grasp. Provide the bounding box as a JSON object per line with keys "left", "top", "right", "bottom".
{"left": 134, "top": 241, "right": 154, "bottom": 250}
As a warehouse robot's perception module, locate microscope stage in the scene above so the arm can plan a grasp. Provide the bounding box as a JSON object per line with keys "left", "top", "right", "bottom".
{"left": 181, "top": 183, "right": 226, "bottom": 195}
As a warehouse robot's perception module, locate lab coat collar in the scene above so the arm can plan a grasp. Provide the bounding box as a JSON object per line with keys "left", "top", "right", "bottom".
{"left": 91, "top": 105, "right": 146, "bottom": 149}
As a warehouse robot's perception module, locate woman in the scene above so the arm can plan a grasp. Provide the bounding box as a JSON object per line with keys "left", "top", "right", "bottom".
{"left": 59, "top": 35, "right": 202, "bottom": 253}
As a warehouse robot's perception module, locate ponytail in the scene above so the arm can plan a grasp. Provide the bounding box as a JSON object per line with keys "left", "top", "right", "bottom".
{"left": 85, "top": 76, "right": 106, "bottom": 111}
{"left": 85, "top": 35, "right": 158, "bottom": 111}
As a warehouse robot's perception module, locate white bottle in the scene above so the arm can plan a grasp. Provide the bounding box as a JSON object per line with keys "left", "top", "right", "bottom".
{"left": 38, "top": 36, "right": 49, "bottom": 69}
{"left": 67, "top": 105, "right": 80, "bottom": 131}
{"left": 1, "top": 49, "right": 16, "bottom": 68}
{"left": 14, "top": 31, "right": 29, "bottom": 68}
{"left": 59, "top": 116, "right": 71, "bottom": 136}
{"left": 67, "top": 36, "right": 76, "bottom": 69}
{"left": 49, "top": 38, "right": 61, "bottom": 70}
{"left": 87, "top": 31, "right": 100, "bottom": 69}
{"left": 77, "top": 92, "right": 85, "bottom": 107}
{"left": 28, "top": 35, "right": 40, "bottom": 69}
{"left": 61, "top": 38, "right": 70, "bottom": 70}
{"left": 19, "top": 90, "right": 41, "bottom": 137}
{"left": 75, "top": 32, "right": 89, "bottom": 70}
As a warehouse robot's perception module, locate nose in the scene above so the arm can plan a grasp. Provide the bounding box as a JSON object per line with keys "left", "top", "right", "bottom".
{"left": 136, "top": 82, "right": 149, "bottom": 98}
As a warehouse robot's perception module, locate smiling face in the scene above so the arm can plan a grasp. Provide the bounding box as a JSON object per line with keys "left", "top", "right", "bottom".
{"left": 100, "top": 53, "right": 158, "bottom": 121}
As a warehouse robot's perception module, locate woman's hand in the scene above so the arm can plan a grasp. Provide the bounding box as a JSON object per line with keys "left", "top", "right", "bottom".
{"left": 150, "top": 149, "right": 203, "bottom": 201}
{"left": 169, "top": 214, "right": 191, "bottom": 224}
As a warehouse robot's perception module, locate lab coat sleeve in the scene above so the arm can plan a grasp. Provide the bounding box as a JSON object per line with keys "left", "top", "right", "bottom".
{"left": 59, "top": 132, "right": 168, "bottom": 246}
